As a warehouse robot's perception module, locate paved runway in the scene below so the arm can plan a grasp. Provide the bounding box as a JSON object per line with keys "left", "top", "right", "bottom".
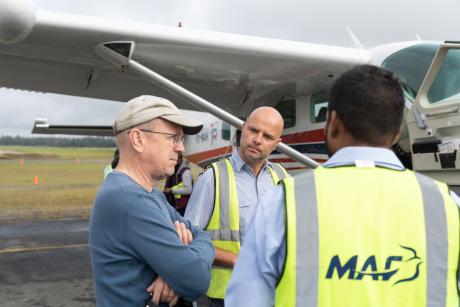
{"left": 0, "top": 219, "right": 95, "bottom": 306}
{"left": 0, "top": 218, "right": 208, "bottom": 307}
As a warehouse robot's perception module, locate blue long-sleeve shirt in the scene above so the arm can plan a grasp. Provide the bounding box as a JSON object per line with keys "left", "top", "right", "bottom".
{"left": 225, "top": 147, "right": 460, "bottom": 306}
{"left": 89, "top": 171, "right": 215, "bottom": 307}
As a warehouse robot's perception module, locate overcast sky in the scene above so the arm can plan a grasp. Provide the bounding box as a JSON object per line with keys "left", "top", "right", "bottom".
{"left": 1, "top": 0, "right": 460, "bottom": 136}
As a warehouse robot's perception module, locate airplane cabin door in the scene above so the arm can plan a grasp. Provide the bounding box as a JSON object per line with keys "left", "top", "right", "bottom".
{"left": 407, "top": 42, "right": 460, "bottom": 191}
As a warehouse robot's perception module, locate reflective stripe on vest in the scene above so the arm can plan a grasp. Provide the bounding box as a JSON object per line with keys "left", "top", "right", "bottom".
{"left": 172, "top": 182, "right": 184, "bottom": 199}
{"left": 275, "top": 167, "right": 459, "bottom": 307}
{"left": 206, "top": 159, "right": 288, "bottom": 299}
{"left": 268, "top": 163, "right": 289, "bottom": 185}
{"left": 171, "top": 167, "right": 191, "bottom": 208}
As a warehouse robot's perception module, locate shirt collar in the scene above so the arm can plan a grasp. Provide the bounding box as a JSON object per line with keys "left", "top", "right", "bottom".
{"left": 230, "top": 148, "right": 270, "bottom": 172}
{"left": 323, "top": 146, "right": 405, "bottom": 171}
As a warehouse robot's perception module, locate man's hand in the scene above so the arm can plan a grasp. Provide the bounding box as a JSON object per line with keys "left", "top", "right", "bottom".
{"left": 174, "top": 221, "right": 193, "bottom": 245}
{"left": 214, "top": 248, "right": 238, "bottom": 268}
{"left": 164, "top": 188, "right": 172, "bottom": 193}
{"left": 146, "top": 276, "right": 179, "bottom": 307}
{"left": 144, "top": 222, "right": 192, "bottom": 305}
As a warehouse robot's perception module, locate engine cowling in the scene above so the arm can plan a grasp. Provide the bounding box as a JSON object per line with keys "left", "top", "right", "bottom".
{"left": 0, "top": 0, "right": 35, "bottom": 44}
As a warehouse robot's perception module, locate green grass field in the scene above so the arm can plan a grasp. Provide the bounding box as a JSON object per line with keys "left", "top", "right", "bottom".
{"left": 0, "top": 146, "right": 114, "bottom": 222}
{"left": 0, "top": 145, "right": 114, "bottom": 160}
{"left": 0, "top": 146, "right": 203, "bottom": 223}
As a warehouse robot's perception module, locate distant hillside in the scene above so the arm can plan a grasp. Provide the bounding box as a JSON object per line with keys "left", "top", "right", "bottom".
{"left": 0, "top": 135, "right": 115, "bottom": 147}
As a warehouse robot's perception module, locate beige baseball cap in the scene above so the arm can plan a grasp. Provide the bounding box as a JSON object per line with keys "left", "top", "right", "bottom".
{"left": 113, "top": 95, "right": 203, "bottom": 135}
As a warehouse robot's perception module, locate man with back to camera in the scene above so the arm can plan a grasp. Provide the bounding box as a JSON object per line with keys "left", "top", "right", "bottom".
{"left": 226, "top": 65, "right": 460, "bottom": 306}
{"left": 89, "top": 95, "right": 215, "bottom": 307}
{"left": 185, "top": 106, "right": 289, "bottom": 307}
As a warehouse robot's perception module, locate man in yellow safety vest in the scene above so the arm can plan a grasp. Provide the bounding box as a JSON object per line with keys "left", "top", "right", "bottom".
{"left": 226, "top": 65, "right": 460, "bottom": 306}
{"left": 185, "top": 107, "right": 288, "bottom": 307}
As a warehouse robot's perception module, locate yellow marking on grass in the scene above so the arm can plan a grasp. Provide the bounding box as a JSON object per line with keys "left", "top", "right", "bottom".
{"left": 0, "top": 243, "right": 88, "bottom": 254}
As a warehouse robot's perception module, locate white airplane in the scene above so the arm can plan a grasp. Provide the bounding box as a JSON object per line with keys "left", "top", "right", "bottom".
{"left": 1, "top": 0, "right": 460, "bottom": 192}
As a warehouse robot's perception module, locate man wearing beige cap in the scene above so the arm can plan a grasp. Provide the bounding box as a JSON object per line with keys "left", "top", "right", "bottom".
{"left": 90, "top": 95, "right": 215, "bottom": 307}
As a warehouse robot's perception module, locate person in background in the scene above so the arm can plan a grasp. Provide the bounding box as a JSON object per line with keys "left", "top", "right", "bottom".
{"left": 164, "top": 152, "right": 193, "bottom": 216}
{"left": 103, "top": 148, "right": 119, "bottom": 179}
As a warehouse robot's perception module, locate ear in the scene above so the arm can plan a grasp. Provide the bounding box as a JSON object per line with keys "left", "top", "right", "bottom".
{"left": 327, "top": 110, "right": 343, "bottom": 139}
{"left": 272, "top": 137, "right": 281, "bottom": 152}
{"left": 129, "top": 129, "right": 144, "bottom": 153}
{"left": 390, "top": 124, "right": 403, "bottom": 146}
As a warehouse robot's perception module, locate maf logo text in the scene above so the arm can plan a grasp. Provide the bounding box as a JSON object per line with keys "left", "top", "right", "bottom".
{"left": 325, "top": 245, "right": 422, "bottom": 285}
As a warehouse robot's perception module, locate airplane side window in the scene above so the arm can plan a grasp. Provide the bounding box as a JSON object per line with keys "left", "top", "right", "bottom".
{"left": 427, "top": 49, "right": 460, "bottom": 104}
{"left": 221, "top": 122, "right": 231, "bottom": 140}
{"left": 310, "top": 91, "right": 329, "bottom": 123}
{"left": 274, "top": 99, "right": 296, "bottom": 128}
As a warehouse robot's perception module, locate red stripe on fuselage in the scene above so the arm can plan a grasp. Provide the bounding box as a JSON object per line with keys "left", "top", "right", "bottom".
{"left": 185, "top": 146, "right": 233, "bottom": 164}
{"left": 270, "top": 157, "right": 327, "bottom": 163}
{"left": 281, "top": 129, "right": 325, "bottom": 144}
{"left": 285, "top": 166, "right": 310, "bottom": 171}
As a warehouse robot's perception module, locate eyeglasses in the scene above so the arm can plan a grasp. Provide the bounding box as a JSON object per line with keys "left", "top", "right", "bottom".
{"left": 138, "top": 129, "right": 185, "bottom": 144}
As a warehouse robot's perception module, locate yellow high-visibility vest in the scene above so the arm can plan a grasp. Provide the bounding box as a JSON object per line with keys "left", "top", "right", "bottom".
{"left": 206, "top": 159, "right": 288, "bottom": 299}
{"left": 171, "top": 182, "right": 185, "bottom": 199}
{"left": 103, "top": 165, "right": 113, "bottom": 180}
{"left": 275, "top": 166, "right": 459, "bottom": 307}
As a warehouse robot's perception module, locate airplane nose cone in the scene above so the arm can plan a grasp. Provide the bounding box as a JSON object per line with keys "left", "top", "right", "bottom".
{"left": 0, "top": 0, "right": 35, "bottom": 44}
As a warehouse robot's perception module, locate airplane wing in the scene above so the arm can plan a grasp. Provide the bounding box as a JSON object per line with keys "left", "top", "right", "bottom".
{"left": 0, "top": 7, "right": 370, "bottom": 117}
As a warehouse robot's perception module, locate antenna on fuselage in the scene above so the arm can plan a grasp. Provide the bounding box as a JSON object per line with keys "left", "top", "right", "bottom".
{"left": 346, "top": 26, "right": 365, "bottom": 49}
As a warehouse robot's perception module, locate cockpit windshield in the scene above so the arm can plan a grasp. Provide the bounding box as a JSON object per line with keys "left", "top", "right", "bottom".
{"left": 427, "top": 48, "right": 460, "bottom": 104}
{"left": 382, "top": 43, "right": 439, "bottom": 101}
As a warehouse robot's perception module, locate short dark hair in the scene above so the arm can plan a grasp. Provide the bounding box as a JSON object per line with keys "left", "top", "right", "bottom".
{"left": 329, "top": 65, "right": 404, "bottom": 145}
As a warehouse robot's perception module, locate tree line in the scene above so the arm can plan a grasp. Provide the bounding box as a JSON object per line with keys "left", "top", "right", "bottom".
{"left": 0, "top": 135, "right": 116, "bottom": 147}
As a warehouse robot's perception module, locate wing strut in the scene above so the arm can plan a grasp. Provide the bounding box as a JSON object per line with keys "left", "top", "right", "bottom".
{"left": 95, "top": 41, "right": 319, "bottom": 169}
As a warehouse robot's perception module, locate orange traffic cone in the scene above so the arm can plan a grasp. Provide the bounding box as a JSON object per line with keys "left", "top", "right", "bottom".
{"left": 33, "top": 175, "right": 39, "bottom": 185}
